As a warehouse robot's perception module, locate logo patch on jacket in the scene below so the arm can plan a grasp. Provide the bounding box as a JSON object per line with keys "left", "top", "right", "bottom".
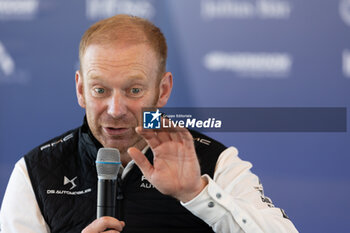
{"left": 140, "top": 175, "right": 155, "bottom": 189}
{"left": 64, "top": 176, "right": 77, "bottom": 190}
{"left": 46, "top": 176, "right": 92, "bottom": 195}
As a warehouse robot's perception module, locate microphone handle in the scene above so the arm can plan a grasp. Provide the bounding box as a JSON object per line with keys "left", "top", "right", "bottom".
{"left": 97, "top": 179, "right": 117, "bottom": 218}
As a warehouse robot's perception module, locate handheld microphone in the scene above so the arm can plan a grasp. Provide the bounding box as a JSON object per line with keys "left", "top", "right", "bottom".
{"left": 96, "top": 148, "right": 121, "bottom": 218}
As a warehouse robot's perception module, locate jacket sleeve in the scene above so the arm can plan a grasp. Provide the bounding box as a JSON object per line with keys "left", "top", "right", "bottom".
{"left": 181, "top": 147, "right": 299, "bottom": 233}
{"left": 0, "top": 158, "right": 50, "bottom": 233}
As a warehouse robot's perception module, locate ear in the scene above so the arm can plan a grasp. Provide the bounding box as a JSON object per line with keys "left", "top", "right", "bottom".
{"left": 157, "top": 72, "right": 173, "bottom": 108}
{"left": 75, "top": 70, "right": 86, "bottom": 108}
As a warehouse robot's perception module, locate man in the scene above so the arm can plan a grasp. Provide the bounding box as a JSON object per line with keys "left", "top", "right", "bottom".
{"left": 0, "top": 15, "right": 298, "bottom": 233}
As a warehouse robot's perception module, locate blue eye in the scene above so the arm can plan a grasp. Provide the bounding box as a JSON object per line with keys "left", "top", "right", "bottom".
{"left": 131, "top": 88, "right": 141, "bottom": 94}
{"left": 94, "top": 88, "right": 105, "bottom": 94}
{"left": 129, "top": 87, "right": 143, "bottom": 97}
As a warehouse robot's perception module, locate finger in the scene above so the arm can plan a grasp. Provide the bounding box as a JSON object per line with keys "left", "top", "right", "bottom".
{"left": 128, "top": 147, "right": 154, "bottom": 179}
{"left": 81, "top": 217, "right": 124, "bottom": 233}
{"left": 179, "top": 128, "right": 195, "bottom": 149}
{"left": 160, "top": 117, "right": 175, "bottom": 130}
{"left": 156, "top": 130, "right": 172, "bottom": 143}
{"left": 135, "top": 127, "right": 161, "bottom": 148}
{"left": 167, "top": 123, "right": 183, "bottom": 142}
{"left": 157, "top": 117, "right": 182, "bottom": 143}
{"left": 169, "top": 129, "right": 181, "bottom": 142}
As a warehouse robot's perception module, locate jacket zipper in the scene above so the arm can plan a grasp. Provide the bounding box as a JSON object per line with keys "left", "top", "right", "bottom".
{"left": 116, "top": 174, "right": 124, "bottom": 220}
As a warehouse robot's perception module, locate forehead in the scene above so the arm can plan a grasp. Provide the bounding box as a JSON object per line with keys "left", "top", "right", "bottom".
{"left": 81, "top": 42, "right": 159, "bottom": 79}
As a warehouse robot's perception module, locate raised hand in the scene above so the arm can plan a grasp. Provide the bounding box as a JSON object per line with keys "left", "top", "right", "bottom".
{"left": 127, "top": 121, "right": 207, "bottom": 203}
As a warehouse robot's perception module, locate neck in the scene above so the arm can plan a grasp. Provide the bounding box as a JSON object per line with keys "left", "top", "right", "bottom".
{"left": 120, "top": 138, "right": 148, "bottom": 167}
{"left": 120, "top": 151, "right": 132, "bottom": 167}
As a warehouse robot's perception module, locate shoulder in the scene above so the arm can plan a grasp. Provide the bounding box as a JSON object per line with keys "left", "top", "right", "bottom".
{"left": 189, "top": 130, "right": 227, "bottom": 177}
{"left": 189, "top": 130, "right": 227, "bottom": 155}
{"left": 24, "top": 127, "right": 80, "bottom": 164}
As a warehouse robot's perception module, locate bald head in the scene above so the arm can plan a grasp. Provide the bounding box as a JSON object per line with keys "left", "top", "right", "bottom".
{"left": 79, "top": 14, "right": 167, "bottom": 77}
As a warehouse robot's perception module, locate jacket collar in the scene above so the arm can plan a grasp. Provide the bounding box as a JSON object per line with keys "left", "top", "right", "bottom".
{"left": 79, "top": 117, "right": 102, "bottom": 163}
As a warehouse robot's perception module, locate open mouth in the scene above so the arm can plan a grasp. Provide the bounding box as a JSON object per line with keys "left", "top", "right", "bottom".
{"left": 103, "top": 127, "right": 129, "bottom": 136}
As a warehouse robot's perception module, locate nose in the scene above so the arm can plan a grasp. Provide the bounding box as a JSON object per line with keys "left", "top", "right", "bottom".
{"left": 107, "top": 91, "right": 127, "bottom": 118}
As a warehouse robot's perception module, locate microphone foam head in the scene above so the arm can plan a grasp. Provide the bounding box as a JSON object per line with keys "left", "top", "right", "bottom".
{"left": 96, "top": 148, "right": 121, "bottom": 180}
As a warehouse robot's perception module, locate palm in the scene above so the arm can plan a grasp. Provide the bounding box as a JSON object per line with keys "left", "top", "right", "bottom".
{"left": 128, "top": 126, "right": 205, "bottom": 202}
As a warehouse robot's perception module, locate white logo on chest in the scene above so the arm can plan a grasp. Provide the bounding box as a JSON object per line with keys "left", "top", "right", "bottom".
{"left": 64, "top": 176, "right": 77, "bottom": 190}
{"left": 140, "top": 175, "right": 154, "bottom": 189}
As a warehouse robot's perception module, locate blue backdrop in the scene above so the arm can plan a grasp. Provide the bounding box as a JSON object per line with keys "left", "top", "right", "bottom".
{"left": 0, "top": 0, "right": 349, "bottom": 232}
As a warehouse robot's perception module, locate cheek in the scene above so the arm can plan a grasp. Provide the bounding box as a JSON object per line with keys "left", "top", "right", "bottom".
{"left": 126, "top": 97, "right": 155, "bottom": 120}
{"left": 85, "top": 97, "right": 106, "bottom": 116}
{"left": 127, "top": 101, "right": 143, "bottom": 118}
{"left": 145, "top": 87, "right": 160, "bottom": 105}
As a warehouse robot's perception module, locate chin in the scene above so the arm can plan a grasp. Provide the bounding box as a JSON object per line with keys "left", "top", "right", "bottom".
{"left": 103, "top": 138, "right": 134, "bottom": 152}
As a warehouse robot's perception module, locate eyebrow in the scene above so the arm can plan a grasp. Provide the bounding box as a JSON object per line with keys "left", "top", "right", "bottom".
{"left": 86, "top": 74, "right": 148, "bottom": 85}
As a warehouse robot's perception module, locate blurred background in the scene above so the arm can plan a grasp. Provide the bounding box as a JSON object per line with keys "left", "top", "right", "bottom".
{"left": 0, "top": 0, "right": 349, "bottom": 232}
